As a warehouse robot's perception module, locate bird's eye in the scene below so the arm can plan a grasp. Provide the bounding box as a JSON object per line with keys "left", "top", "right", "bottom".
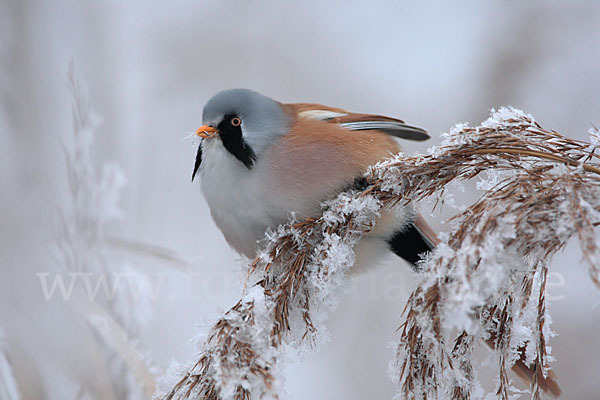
{"left": 231, "top": 117, "right": 242, "bottom": 127}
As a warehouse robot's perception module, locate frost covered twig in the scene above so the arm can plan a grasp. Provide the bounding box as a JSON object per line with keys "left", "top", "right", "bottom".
{"left": 390, "top": 110, "right": 599, "bottom": 399}
{"left": 161, "top": 108, "right": 600, "bottom": 399}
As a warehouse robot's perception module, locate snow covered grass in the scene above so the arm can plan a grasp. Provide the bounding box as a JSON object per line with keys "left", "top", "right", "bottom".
{"left": 53, "top": 68, "right": 157, "bottom": 399}
{"left": 159, "top": 109, "right": 600, "bottom": 399}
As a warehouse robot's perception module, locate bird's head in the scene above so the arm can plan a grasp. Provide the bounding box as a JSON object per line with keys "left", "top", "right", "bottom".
{"left": 194, "top": 89, "right": 291, "bottom": 176}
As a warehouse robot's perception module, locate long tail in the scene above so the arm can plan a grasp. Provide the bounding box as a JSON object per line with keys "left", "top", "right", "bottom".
{"left": 387, "top": 213, "right": 437, "bottom": 269}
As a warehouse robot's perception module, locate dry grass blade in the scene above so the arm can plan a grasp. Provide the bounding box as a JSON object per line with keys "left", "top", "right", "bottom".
{"left": 0, "top": 328, "right": 21, "bottom": 400}
{"left": 161, "top": 108, "right": 600, "bottom": 399}
{"left": 106, "top": 236, "right": 190, "bottom": 270}
{"left": 79, "top": 301, "right": 157, "bottom": 397}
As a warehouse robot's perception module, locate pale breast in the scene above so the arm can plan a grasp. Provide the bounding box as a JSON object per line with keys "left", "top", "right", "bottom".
{"left": 199, "top": 139, "right": 292, "bottom": 258}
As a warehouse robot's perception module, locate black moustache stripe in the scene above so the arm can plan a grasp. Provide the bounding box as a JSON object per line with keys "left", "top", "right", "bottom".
{"left": 191, "top": 141, "right": 202, "bottom": 182}
{"left": 218, "top": 115, "right": 256, "bottom": 169}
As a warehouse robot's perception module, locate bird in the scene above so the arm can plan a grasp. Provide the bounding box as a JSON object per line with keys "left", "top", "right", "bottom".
{"left": 191, "top": 88, "right": 437, "bottom": 273}
{"left": 190, "top": 89, "right": 562, "bottom": 396}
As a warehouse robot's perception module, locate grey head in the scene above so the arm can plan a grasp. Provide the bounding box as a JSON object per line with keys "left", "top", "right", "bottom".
{"left": 204, "top": 89, "right": 290, "bottom": 158}
{"left": 192, "top": 89, "right": 290, "bottom": 180}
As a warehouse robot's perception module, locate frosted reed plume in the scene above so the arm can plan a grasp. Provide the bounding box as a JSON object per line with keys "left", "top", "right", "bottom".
{"left": 159, "top": 108, "right": 600, "bottom": 399}
{"left": 54, "top": 68, "right": 156, "bottom": 399}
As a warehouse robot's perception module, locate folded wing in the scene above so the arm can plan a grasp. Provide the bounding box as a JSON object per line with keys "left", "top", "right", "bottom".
{"left": 288, "top": 103, "right": 429, "bottom": 141}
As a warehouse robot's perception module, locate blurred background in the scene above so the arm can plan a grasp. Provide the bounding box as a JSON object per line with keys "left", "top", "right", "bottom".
{"left": 1, "top": 1, "right": 599, "bottom": 399}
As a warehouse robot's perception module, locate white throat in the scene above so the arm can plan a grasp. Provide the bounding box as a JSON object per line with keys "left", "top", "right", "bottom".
{"left": 198, "top": 138, "right": 280, "bottom": 258}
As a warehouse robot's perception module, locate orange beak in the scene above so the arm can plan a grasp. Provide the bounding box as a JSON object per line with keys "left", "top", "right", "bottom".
{"left": 196, "top": 125, "right": 218, "bottom": 139}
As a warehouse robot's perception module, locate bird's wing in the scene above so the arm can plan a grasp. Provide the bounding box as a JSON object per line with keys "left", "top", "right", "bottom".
{"left": 287, "top": 103, "right": 430, "bottom": 142}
